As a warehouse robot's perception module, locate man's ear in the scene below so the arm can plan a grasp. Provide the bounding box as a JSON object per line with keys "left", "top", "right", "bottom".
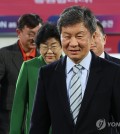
{"left": 103, "top": 34, "right": 107, "bottom": 46}
{"left": 91, "top": 31, "right": 97, "bottom": 46}
{"left": 93, "top": 31, "right": 97, "bottom": 39}
{"left": 16, "top": 28, "right": 21, "bottom": 37}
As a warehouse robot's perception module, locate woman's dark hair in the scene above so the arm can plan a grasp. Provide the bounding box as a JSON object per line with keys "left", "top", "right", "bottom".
{"left": 35, "top": 22, "right": 61, "bottom": 48}
{"left": 17, "top": 13, "right": 43, "bottom": 30}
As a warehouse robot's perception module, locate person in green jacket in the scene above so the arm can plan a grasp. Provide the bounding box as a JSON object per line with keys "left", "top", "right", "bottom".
{"left": 10, "top": 22, "right": 62, "bottom": 134}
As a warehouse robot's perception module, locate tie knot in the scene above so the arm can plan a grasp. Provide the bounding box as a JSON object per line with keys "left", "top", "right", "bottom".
{"left": 73, "top": 64, "right": 82, "bottom": 74}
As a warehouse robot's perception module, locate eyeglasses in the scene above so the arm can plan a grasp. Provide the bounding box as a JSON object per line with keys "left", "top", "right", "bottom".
{"left": 40, "top": 45, "right": 60, "bottom": 53}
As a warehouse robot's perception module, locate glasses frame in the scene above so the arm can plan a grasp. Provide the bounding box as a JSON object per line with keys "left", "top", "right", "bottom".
{"left": 40, "top": 45, "right": 61, "bottom": 53}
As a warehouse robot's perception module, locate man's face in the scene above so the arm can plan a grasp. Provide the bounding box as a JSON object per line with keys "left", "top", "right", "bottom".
{"left": 61, "top": 22, "right": 94, "bottom": 64}
{"left": 90, "top": 26, "right": 106, "bottom": 56}
{"left": 17, "top": 24, "right": 42, "bottom": 52}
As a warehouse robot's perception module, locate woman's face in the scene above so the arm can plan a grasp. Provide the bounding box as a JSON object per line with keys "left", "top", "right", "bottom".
{"left": 40, "top": 38, "right": 62, "bottom": 64}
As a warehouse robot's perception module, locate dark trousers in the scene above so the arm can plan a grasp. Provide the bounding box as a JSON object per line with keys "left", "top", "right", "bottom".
{"left": 0, "top": 109, "right": 11, "bottom": 134}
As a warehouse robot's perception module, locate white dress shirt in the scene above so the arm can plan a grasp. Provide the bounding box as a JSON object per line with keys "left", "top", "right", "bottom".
{"left": 99, "top": 52, "right": 105, "bottom": 58}
{"left": 66, "top": 51, "right": 92, "bottom": 99}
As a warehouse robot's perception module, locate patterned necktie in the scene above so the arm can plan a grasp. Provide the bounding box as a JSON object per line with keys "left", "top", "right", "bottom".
{"left": 69, "top": 64, "right": 82, "bottom": 124}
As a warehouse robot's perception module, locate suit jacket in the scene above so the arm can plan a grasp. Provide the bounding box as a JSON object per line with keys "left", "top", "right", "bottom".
{"left": 30, "top": 52, "right": 120, "bottom": 134}
{"left": 10, "top": 56, "right": 46, "bottom": 134}
{"left": 104, "top": 52, "right": 120, "bottom": 134}
{"left": 0, "top": 42, "right": 39, "bottom": 110}
{"left": 105, "top": 52, "right": 120, "bottom": 65}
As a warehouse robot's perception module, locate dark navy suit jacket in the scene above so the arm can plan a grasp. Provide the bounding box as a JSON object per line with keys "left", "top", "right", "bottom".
{"left": 30, "top": 52, "right": 120, "bottom": 134}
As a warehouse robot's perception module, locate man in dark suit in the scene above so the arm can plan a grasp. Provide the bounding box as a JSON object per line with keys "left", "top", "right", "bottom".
{"left": 0, "top": 14, "right": 43, "bottom": 134}
{"left": 91, "top": 20, "right": 120, "bottom": 134}
{"left": 30, "top": 6, "right": 120, "bottom": 134}
{"left": 90, "top": 20, "right": 120, "bottom": 64}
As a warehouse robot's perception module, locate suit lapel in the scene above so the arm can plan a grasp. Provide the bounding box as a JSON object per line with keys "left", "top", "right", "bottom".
{"left": 12, "top": 43, "right": 40, "bottom": 71}
{"left": 104, "top": 52, "right": 111, "bottom": 60}
{"left": 12, "top": 43, "right": 23, "bottom": 71}
{"left": 76, "top": 53, "right": 103, "bottom": 126}
{"left": 55, "top": 56, "right": 74, "bottom": 126}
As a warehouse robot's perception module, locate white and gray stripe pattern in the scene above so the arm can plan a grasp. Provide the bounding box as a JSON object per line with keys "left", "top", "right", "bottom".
{"left": 69, "top": 64, "right": 82, "bottom": 124}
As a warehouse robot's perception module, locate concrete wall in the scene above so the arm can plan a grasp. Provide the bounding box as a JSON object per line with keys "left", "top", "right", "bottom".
{"left": 0, "top": 37, "right": 17, "bottom": 48}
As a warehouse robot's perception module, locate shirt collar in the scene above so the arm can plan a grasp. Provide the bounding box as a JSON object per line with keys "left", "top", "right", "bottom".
{"left": 18, "top": 40, "right": 36, "bottom": 61}
{"left": 66, "top": 51, "right": 92, "bottom": 74}
{"left": 99, "top": 52, "right": 105, "bottom": 58}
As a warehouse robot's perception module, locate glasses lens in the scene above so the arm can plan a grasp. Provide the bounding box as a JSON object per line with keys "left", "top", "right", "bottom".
{"left": 41, "top": 45, "right": 60, "bottom": 52}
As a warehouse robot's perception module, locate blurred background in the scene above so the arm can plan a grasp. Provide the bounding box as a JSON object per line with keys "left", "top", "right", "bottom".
{"left": 0, "top": 0, "right": 120, "bottom": 58}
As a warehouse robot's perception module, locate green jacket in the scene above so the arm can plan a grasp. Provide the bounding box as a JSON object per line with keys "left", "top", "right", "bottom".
{"left": 10, "top": 56, "right": 48, "bottom": 134}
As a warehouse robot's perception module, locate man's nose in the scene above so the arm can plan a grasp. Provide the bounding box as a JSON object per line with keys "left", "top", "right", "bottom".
{"left": 69, "top": 37, "right": 78, "bottom": 47}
